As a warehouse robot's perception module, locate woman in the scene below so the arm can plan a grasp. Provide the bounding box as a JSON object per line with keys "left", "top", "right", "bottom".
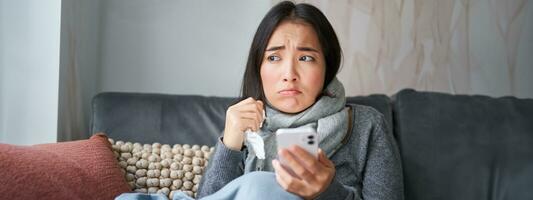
{"left": 196, "top": 1, "right": 403, "bottom": 200}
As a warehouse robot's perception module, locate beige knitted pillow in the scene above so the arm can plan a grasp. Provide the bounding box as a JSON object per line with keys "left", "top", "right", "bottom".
{"left": 108, "top": 138, "right": 214, "bottom": 199}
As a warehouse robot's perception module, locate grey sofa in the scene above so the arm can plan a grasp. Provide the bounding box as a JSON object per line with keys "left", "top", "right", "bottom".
{"left": 91, "top": 89, "right": 533, "bottom": 200}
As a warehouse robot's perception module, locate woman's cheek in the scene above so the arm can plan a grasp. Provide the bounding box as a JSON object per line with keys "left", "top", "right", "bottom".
{"left": 260, "top": 65, "right": 278, "bottom": 98}
{"left": 304, "top": 67, "right": 325, "bottom": 95}
{"left": 261, "top": 68, "right": 276, "bottom": 85}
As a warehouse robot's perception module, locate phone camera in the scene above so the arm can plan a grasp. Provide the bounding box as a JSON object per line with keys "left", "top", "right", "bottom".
{"left": 307, "top": 135, "right": 314, "bottom": 139}
{"left": 308, "top": 140, "right": 314, "bottom": 145}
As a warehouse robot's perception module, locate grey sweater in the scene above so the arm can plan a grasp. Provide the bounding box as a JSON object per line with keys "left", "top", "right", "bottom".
{"left": 197, "top": 104, "right": 404, "bottom": 200}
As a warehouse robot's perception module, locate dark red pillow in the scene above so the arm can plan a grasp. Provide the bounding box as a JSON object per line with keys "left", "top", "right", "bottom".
{"left": 0, "top": 134, "right": 131, "bottom": 200}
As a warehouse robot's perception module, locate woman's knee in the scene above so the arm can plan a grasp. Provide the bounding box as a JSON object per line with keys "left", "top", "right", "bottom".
{"left": 240, "top": 171, "right": 276, "bottom": 185}
{"left": 235, "top": 171, "right": 301, "bottom": 200}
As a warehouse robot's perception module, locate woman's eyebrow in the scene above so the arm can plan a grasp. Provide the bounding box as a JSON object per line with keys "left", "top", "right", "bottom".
{"left": 266, "top": 46, "right": 285, "bottom": 51}
{"left": 297, "top": 46, "right": 319, "bottom": 53}
{"left": 265, "top": 46, "right": 319, "bottom": 52}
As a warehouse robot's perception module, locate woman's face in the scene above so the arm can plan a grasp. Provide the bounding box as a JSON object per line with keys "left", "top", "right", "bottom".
{"left": 260, "top": 21, "right": 325, "bottom": 114}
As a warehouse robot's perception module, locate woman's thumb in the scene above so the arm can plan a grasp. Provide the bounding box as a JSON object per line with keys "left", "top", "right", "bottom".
{"left": 318, "top": 148, "right": 333, "bottom": 167}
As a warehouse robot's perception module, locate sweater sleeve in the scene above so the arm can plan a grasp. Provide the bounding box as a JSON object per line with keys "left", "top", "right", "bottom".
{"left": 360, "top": 117, "right": 404, "bottom": 200}
{"left": 315, "top": 177, "right": 359, "bottom": 200}
{"left": 316, "top": 116, "right": 404, "bottom": 200}
{"left": 196, "top": 137, "right": 246, "bottom": 198}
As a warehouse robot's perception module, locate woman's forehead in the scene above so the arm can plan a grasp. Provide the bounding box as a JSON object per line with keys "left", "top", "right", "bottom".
{"left": 267, "top": 21, "right": 321, "bottom": 51}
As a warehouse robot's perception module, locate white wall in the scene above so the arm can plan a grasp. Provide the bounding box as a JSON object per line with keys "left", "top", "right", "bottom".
{"left": 99, "top": 0, "right": 271, "bottom": 97}
{"left": 0, "top": 0, "right": 62, "bottom": 145}
{"left": 55, "top": 0, "right": 271, "bottom": 141}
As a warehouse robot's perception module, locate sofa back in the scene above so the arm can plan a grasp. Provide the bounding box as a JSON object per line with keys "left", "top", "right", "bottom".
{"left": 91, "top": 92, "right": 392, "bottom": 146}
{"left": 91, "top": 93, "right": 235, "bottom": 145}
{"left": 393, "top": 89, "right": 533, "bottom": 200}
{"left": 91, "top": 90, "right": 533, "bottom": 199}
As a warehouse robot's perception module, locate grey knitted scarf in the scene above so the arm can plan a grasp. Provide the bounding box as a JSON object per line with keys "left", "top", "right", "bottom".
{"left": 244, "top": 78, "right": 349, "bottom": 173}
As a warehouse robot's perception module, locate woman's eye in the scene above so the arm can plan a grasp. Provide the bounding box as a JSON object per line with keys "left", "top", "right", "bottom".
{"left": 299, "top": 55, "right": 315, "bottom": 62}
{"left": 267, "top": 55, "right": 281, "bottom": 62}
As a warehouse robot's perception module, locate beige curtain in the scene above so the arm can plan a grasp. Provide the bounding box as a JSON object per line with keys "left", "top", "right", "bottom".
{"left": 58, "top": 0, "right": 85, "bottom": 141}
{"left": 273, "top": 0, "right": 532, "bottom": 98}
{"left": 58, "top": 0, "right": 101, "bottom": 141}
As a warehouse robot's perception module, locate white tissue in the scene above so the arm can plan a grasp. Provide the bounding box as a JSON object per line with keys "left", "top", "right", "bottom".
{"left": 245, "top": 130, "right": 265, "bottom": 159}
{"left": 245, "top": 110, "right": 266, "bottom": 159}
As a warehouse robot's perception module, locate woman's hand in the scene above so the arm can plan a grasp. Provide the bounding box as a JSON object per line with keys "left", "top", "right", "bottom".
{"left": 272, "top": 147, "right": 335, "bottom": 200}
{"left": 222, "top": 97, "right": 264, "bottom": 151}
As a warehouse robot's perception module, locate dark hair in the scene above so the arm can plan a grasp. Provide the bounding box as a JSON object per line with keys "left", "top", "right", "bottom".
{"left": 240, "top": 1, "right": 342, "bottom": 101}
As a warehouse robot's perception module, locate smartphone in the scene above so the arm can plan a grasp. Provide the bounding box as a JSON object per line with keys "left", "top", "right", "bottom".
{"left": 276, "top": 126, "right": 319, "bottom": 165}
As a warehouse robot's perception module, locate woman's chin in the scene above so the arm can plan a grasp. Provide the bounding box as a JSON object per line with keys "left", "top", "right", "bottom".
{"left": 272, "top": 99, "right": 311, "bottom": 114}
{"left": 279, "top": 107, "right": 303, "bottom": 114}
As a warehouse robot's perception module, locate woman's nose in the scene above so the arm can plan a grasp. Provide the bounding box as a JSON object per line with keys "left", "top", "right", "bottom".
{"left": 283, "top": 76, "right": 297, "bottom": 82}
{"left": 282, "top": 62, "right": 298, "bottom": 82}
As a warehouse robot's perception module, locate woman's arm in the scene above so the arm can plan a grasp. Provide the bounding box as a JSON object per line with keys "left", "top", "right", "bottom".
{"left": 360, "top": 117, "right": 403, "bottom": 199}
{"left": 198, "top": 98, "right": 264, "bottom": 197}
{"left": 196, "top": 137, "right": 246, "bottom": 198}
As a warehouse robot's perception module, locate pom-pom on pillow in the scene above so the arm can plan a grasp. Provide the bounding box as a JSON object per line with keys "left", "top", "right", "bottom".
{"left": 109, "top": 138, "right": 214, "bottom": 199}
{"left": 0, "top": 133, "right": 131, "bottom": 200}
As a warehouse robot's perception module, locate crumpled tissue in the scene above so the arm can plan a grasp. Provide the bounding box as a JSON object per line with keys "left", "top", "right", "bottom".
{"left": 245, "top": 110, "right": 266, "bottom": 159}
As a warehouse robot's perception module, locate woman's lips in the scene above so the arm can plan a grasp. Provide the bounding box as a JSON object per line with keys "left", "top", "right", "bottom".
{"left": 278, "top": 89, "right": 302, "bottom": 96}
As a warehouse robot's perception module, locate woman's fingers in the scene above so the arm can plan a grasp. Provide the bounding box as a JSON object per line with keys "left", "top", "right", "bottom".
{"left": 234, "top": 101, "right": 264, "bottom": 124}
{"left": 273, "top": 159, "right": 321, "bottom": 199}
{"left": 317, "top": 148, "right": 334, "bottom": 167}
{"left": 277, "top": 147, "right": 336, "bottom": 198}
{"left": 256, "top": 100, "right": 265, "bottom": 127}
{"left": 237, "top": 112, "right": 262, "bottom": 132}
{"left": 256, "top": 100, "right": 264, "bottom": 117}
{"left": 229, "top": 99, "right": 265, "bottom": 130}
{"left": 287, "top": 146, "right": 322, "bottom": 174}
{"left": 272, "top": 159, "right": 304, "bottom": 193}
{"left": 234, "top": 98, "right": 264, "bottom": 118}
{"left": 278, "top": 148, "right": 316, "bottom": 182}
{"left": 235, "top": 97, "right": 255, "bottom": 105}
{"left": 237, "top": 112, "right": 259, "bottom": 130}
{"left": 222, "top": 97, "right": 264, "bottom": 150}
{"left": 238, "top": 117, "right": 259, "bottom": 132}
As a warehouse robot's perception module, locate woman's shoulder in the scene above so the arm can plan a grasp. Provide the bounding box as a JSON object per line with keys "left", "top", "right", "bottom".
{"left": 346, "top": 103, "right": 387, "bottom": 127}
{"left": 343, "top": 103, "right": 393, "bottom": 147}
{"left": 336, "top": 104, "right": 395, "bottom": 164}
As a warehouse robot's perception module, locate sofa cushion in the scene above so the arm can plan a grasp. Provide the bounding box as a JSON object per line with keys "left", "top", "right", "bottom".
{"left": 92, "top": 92, "right": 392, "bottom": 146}
{"left": 0, "top": 134, "right": 131, "bottom": 200}
{"left": 393, "top": 89, "right": 533, "bottom": 200}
